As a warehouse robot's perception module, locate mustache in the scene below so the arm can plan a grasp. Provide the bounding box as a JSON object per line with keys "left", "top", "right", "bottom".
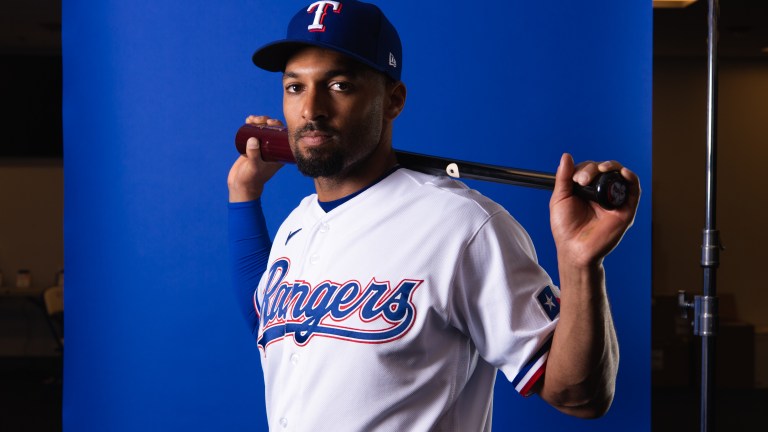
{"left": 294, "top": 122, "right": 338, "bottom": 137}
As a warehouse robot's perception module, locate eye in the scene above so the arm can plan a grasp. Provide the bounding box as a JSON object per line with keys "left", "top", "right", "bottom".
{"left": 330, "top": 81, "right": 352, "bottom": 92}
{"left": 284, "top": 83, "right": 303, "bottom": 94}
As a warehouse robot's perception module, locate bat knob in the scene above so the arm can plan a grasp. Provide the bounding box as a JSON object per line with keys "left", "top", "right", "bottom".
{"left": 574, "top": 171, "right": 628, "bottom": 210}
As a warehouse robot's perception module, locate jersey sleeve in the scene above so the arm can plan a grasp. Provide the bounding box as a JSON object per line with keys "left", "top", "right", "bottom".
{"left": 228, "top": 199, "right": 272, "bottom": 338}
{"left": 449, "top": 211, "right": 560, "bottom": 397}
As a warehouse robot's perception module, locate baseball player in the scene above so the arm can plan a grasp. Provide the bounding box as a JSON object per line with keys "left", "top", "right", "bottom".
{"left": 227, "top": 1, "right": 640, "bottom": 430}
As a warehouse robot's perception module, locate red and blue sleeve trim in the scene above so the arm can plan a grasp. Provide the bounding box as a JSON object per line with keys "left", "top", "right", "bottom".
{"left": 511, "top": 334, "right": 553, "bottom": 397}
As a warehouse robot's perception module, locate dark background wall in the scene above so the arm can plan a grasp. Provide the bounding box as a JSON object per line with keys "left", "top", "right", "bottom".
{"left": 0, "top": 56, "right": 62, "bottom": 158}
{"left": 60, "top": 0, "right": 650, "bottom": 430}
{"left": 653, "top": 58, "right": 768, "bottom": 329}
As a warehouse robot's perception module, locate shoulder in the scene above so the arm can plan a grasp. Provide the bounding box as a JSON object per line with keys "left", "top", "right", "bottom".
{"left": 388, "top": 168, "right": 509, "bottom": 219}
{"left": 393, "top": 169, "right": 536, "bottom": 253}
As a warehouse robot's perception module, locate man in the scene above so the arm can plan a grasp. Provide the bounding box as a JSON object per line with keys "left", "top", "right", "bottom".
{"left": 228, "top": 1, "right": 640, "bottom": 430}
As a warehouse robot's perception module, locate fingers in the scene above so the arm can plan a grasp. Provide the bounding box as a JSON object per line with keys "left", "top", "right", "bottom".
{"left": 244, "top": 135, "right": 285, "bottom": 170}
{"left": 555, "top": 153, "right": 575, "bottom": 189}
{"left": 551, "top": 153, "right": 576, "bottom": 205}
{"left": 572, "top": 160, "right": 627, "bottom": 186}
{"left": 245, "top": 115, "right": 269, "bottom": 125}
{"left": 245, "top": 137, "right": 261, "bottom": 160}
{"left": 571, "top": 158, "right": 641, "bottom": 213}
{"left": 241, "top": 115, "right": 285, "bottom": 162}
{"left": 229, "top": 114, "right": 286, "bottom": 203}
{"left": 558, "top": 156, "right": 641, "bottom": 210}
{"left": 620, "top": 166, "right": 642, "bottom": 209}
{"left": 245, "top": 115, "right": 284, "bottom": 127}
{"left": 572, "top": 161, "right": 614, "bottom": 186}
{"left": 228, "top": 142, "right": 284, "bottom": 202}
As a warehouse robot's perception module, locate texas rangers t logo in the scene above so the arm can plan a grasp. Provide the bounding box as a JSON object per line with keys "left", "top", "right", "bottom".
{"left": 307, "top": 1, "right": 342, "bottom": 32}
{"left": 256, "top": 258, "right": 422, "bottom": 351}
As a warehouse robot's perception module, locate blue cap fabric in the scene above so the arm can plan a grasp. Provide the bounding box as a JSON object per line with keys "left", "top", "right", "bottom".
{"left": 252, "top": 1, "right": 402, "bottom": 81}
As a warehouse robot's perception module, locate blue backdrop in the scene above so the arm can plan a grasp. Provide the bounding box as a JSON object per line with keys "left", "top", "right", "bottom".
{"left": 63, "top": 0, "right": 651, "bottom": 430}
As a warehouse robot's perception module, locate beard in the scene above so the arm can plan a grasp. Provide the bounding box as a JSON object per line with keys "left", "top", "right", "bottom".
{"left": 294, "top": 145, "right": 346, "bottom": 178}
{"left": 291, "top": 118, "right": 382, "bottom": 179}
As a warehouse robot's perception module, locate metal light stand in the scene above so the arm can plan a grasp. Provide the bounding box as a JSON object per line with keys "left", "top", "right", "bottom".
{"left": 678, "top": 1, "right": 722, "bottom": 431}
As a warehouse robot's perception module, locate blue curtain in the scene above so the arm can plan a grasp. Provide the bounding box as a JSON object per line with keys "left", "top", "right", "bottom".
{"left": 63, "top": 0, "right": 651, "bottom": 430}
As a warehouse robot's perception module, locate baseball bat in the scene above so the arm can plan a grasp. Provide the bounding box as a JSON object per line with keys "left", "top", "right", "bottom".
{"left": 235, "top": 124, "right": 628, "bottom": 210}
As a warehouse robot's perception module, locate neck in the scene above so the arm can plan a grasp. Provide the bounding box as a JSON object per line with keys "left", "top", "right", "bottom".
{"left": 314, "top": 138, "right": 397, "bottom": 202}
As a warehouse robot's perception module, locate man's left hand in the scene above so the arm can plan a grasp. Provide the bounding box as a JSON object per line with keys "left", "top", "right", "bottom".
{"left": 549, "top": 153, "right": 641, "bottom": 268}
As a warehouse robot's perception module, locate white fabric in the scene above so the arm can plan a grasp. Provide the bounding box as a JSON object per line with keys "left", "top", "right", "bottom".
{"left": 255, "top": 168, "right": 558, "bottom": 431}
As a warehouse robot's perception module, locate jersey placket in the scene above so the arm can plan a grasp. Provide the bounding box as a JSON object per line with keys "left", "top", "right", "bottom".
{"left": 280, "top": 210, "right": 334, "bottom": 431}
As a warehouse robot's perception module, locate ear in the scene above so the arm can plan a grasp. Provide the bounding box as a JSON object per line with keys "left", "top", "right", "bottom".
{"left": 384, "top": 81, "right": 407, "bottom": 121}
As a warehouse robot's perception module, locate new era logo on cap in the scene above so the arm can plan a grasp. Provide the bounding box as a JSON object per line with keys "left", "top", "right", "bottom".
{"left": 252, "top": 0, "right": 403, "bottom": 82}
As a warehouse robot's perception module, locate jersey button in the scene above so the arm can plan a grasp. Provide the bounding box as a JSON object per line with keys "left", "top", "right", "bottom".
{"left": 319, "top": 222, "right": 330, "bottom": 233}
{"left": 310, "top": 254, "right": 320, "bottom": 265}
{"left": 290, "top": 353, "right": 300, "bottom": 365}
{"left": 279, "top": 417, "right": 288, "bottom": 428}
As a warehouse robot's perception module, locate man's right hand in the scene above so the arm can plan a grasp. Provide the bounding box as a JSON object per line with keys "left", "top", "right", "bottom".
{"left": 227, "top": 115, "right": 285, "bottom": 203}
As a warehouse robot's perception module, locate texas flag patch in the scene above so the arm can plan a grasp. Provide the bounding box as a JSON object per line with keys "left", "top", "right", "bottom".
{"left": 536, "top": 285, "right": 560, "bottom": 321}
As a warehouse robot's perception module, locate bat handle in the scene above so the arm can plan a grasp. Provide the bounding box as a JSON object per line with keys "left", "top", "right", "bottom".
{"left": 573, "top": 171, "right": 628, "bottom": 210}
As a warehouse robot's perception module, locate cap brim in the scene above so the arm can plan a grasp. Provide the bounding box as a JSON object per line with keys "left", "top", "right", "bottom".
{"left": 252, "top": 40, "right": 310, "bottom": 72}
{"left": 252, "top": 39, "right": 388, "bottom": 77}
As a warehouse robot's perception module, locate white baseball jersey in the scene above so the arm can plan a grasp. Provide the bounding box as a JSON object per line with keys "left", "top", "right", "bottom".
{"left": 254, "top": 168, "right": 560, "bottom": 431}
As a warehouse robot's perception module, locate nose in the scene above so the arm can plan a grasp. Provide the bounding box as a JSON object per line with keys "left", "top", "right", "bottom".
{"left": 301, "top": 87, "right": 329, "bottom": 122}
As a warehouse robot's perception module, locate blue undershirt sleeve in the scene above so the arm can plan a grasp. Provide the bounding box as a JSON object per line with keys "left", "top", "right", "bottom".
{"left": 228, "top": 199, "right": 272, "bottom": 338}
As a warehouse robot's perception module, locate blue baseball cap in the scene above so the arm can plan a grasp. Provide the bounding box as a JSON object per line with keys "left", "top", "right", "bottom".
{"left": 252, "top": 1, "right": 402, "bottom": 81}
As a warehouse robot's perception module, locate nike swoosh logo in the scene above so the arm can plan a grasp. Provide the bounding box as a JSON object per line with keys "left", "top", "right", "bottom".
{"left": 285, "top": 228, "right": 302, "bottom": 246}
